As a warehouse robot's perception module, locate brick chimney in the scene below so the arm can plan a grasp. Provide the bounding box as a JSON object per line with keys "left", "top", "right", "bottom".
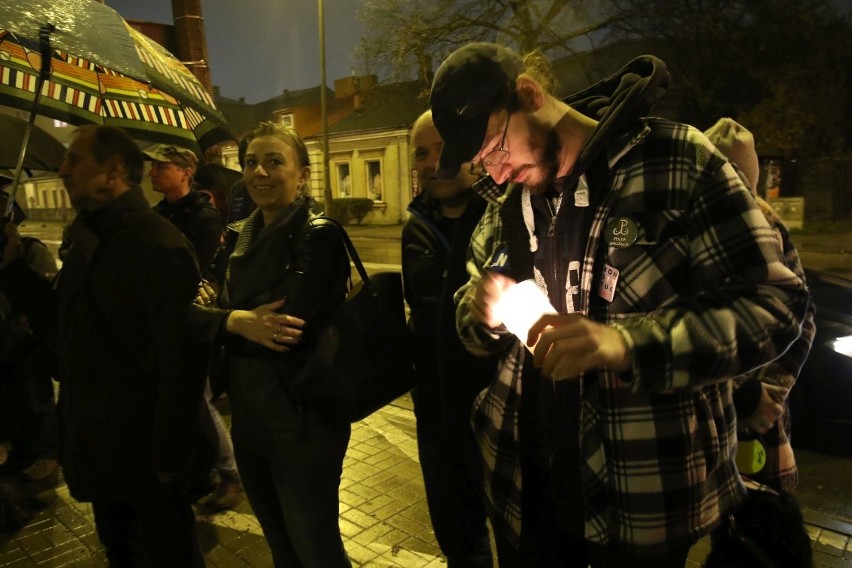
{"left": 171, "top": 0, "right": 213, "bottom": 95}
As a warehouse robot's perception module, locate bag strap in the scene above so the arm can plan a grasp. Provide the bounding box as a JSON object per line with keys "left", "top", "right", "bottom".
{"left": 311, "top": 216, "right": 373, "bottom": 290}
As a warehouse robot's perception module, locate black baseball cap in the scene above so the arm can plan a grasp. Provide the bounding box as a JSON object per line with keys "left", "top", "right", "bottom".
{"left": 430, "top": 43, "right": 524, "bottom": 176}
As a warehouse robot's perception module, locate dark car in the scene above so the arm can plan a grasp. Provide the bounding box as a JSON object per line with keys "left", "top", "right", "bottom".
{"left": 789, "top": 268, "right": 852, "bottom": 456}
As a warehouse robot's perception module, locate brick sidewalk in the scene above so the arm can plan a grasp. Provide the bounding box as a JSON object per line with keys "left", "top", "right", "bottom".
{"left": 1, "top": 395, "right": 850, "bottom": 567}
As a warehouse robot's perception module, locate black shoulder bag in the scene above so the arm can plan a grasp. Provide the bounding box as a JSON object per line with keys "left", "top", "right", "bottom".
{"left": 295, "top": 218, "right": 414, "bottom": 424}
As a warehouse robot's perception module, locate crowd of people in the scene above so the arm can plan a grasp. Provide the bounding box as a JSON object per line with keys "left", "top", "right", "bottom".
{"left": 0, "top": 41, "right": 815, "bottom": 568}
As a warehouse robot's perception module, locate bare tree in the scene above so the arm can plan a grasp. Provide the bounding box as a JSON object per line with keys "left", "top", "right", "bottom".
{"left": 608, "top": 0, "right": 852, "bottom": 158}
{"left": 357, "top": 0, "right": 622, "bottom": 82}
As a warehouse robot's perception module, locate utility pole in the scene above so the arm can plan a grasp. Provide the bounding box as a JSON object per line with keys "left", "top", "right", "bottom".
{"left": 319, "top": 0, "right": 333, "bottom": 209}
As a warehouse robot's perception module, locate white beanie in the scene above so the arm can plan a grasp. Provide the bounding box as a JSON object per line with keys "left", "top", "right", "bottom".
{"left": 704, "top": 118, "right": 760, "bottom": 194}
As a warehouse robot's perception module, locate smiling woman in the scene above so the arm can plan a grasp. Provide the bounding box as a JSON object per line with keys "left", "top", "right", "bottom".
{"left": 243, "top": 123, "right": 310, "bottom": 225}
{"left": 183, "top": 120, "right": 353, "bottom": 565}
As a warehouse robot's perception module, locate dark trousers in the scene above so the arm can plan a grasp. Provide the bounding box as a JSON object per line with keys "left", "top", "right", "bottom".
{"left": 417, "top": 421, "right": 493, "bottom": 567}
{"left": 91, "top": 482, "right": 204, "bottom": 568}
{"left": 233, "top": 417, "right": 352, "bottom": 568}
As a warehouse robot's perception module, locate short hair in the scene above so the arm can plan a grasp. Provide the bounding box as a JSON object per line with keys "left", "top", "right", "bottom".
{"left": 246, "top": 121, "right": 310, "bottom": 169}
{"left": 76, "top": 125, "right": 144, "bottom": 186}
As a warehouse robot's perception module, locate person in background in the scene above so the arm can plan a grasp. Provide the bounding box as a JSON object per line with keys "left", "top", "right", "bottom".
{"left": 184, "top": 122, "right": 352, "bottom": 567}
{"left": 144, "top": 143, "right": 223, "bottom": 270}
{"left": 194, "top": 162, "right": 242, "bottom": 222}
{"left": 144, "top": 143, "right": 242, "bottom": 510}
{"left": 0, "top": 184, "right": 57, "bottom": 279}
{"left": 430, "top": 43, "right": 808, "bottom": 567}
{"left": 704, "top": 117, "right": 816, "bottom": 493}
{"left": 0, "top": 185, "right": 58, "bottom": 484}
{"left": 225, "top": 136, "right": 257, "bottom": 225}
{"left": 0, "top": 125, "right": 210, "bottom": 566}
{"left": 402, "top": 110, "right": 498, "bottom": 567}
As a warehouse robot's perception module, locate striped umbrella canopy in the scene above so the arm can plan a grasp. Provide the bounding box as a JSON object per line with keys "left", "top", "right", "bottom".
{"left": 0, "top": 0, "right": 233, "bottom": 153}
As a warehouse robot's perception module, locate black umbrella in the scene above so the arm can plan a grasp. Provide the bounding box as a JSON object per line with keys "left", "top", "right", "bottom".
{"left": 0, "top": 114, "right": 66, "bottom": 171}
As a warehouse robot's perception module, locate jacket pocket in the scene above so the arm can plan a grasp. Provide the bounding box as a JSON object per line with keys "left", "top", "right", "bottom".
{"left": 605, "top": 209, "right": 690, "bottom": 313}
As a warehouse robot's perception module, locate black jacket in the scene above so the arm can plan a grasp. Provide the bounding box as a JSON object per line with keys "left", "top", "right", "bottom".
{"left": 402, "top": 191, "right": 496, "bottom": 439}
{"left": 184, "top": 198, "right": 350, "bottom": 370}
{"left": 153, "top": 190, "right": 223, "bottom": 270}
{"left": 54, "top": 189, "right": 209, "bottom": 501}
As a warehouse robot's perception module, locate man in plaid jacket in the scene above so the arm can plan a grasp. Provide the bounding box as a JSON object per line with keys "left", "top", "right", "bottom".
{"left": 429, "top": 43, "right": 810, "bottom": 567}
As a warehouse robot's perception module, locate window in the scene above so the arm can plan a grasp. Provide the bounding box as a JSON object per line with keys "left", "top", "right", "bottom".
{"left": 365, "top": 160, "right": 382, "bottom": 201}
{"left": 279, "top": 113, "right": 294, "bottom": 128}
{"left": 336, "top": 162, "right": 351, "bottom": 197}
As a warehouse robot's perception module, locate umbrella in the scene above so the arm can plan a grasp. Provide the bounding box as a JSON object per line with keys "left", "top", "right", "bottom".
{"left": 0, "top": 0, "right": 233, "bottom": 152}
{"left": 0, "top": 114, "right": 66, "bottom": 171}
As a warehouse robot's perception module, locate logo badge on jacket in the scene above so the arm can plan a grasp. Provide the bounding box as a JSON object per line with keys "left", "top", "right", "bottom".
{"left": 604, "top": 217, "right": 638, "bottom": 248}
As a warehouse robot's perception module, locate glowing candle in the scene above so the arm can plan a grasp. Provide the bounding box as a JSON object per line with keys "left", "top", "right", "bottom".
{"left": 834, "top": 335, "right": 852, "bottom": 358}
{"left": 495, "top": 279, "right": 557, "bottom": 351}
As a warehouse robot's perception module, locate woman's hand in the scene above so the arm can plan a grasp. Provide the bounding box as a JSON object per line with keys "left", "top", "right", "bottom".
{"left": 225, "top": 298, "right": 305, "bottom": 352}
{"left": 195, "top": 279, "right": 219, "bottom": 307}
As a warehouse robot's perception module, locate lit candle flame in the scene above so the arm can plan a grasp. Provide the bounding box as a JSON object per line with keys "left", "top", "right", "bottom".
{"left": 495, "top": 279, "right": 557, "bottom": 351}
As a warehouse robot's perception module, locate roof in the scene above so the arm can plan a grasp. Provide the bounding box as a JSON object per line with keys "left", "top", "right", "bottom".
{"left": 256, "top": 85, "right": 332, "bottom": 113}
{"left": 323, "top": 80, "right": 430, "bottom": 136}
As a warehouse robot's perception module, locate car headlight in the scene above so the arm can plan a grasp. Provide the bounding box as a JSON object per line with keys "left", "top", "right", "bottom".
{"left": 832, "top": 335, "right": 852, "bottom": 357}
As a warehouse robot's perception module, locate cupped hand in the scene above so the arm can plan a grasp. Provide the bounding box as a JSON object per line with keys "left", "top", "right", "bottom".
{"left": 225, "top": 298, "right": 306, "bottom": 352}
{"left": 743, "top": 383, "right": 787, "bottom": 435}
{"left": 528, "top": 313, "right": 630, "bottom": 381}
{"left": 470, "top": 272, "right": 516, "bottom": 328}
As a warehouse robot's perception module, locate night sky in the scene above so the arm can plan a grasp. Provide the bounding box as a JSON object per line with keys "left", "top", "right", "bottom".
{"left": 105, "top": 0, "right": 366, "bottom": 104}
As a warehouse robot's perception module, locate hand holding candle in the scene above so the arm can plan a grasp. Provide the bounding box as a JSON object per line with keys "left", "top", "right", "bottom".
{"left": 493, "top": 279, "right": 558, "bottom": 351}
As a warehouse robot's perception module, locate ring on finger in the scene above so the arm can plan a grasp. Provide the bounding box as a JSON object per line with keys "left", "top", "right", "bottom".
{"left": 272, "top": 332, "right": 279, "bottom": 342}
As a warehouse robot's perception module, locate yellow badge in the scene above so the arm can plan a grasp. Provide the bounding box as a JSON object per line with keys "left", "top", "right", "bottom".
{"left": 735, "top": 438, "right": 767, "bottom": 475}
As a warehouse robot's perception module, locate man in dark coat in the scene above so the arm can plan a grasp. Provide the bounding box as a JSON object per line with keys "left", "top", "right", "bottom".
{"left": 144, "top": 143, "right": 223, "bottom": 269}
{"left": 0, "top": 126, "right": 209, "bottom": 567}
{"left": 402, "top": 111, "right": 497, "bottom": 567}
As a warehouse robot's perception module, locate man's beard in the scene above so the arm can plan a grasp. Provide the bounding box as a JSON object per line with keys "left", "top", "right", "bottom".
{"left": 521, "top": 117, "right": 561, "bottom": 195}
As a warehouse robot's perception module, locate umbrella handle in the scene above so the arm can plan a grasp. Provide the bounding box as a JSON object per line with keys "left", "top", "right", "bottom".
{"left": 4, "top": 23, "right": 55, "bottom": 220}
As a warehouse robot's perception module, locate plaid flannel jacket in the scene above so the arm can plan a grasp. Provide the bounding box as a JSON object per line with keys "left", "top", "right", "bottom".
{"left": 456, "top": 118, "right": 809, "bottom": 554}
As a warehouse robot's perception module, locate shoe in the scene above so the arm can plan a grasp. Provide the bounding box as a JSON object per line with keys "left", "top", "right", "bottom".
{"left": 198, "top": 475, "right": 242, "bottom": 512}
{"left": 19, "top": 459, "right": 58, "bottom": 482}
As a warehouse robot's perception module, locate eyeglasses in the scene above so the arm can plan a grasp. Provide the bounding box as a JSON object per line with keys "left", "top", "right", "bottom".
{"left": 470, "top": 112, "right": 511, "bottom": 175}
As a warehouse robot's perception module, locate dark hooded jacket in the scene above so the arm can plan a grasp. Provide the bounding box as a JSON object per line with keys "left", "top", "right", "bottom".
{"left": 402, "top": 190, "right": 495, "bottom": 443}
{"left": 153, "top": 189, "right": 223, "bottom": 270}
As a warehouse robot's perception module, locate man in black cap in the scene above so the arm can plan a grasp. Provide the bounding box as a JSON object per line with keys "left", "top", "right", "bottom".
{"left": 431, "top": 43, "right": 809, "bottom": 566}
